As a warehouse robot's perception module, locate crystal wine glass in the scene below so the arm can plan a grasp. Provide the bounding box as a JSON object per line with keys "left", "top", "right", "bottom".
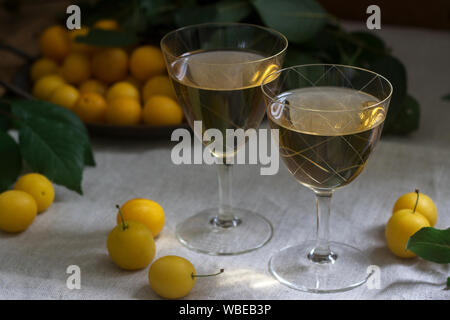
{"left": 261, "top": 64, "right": 392, "bottom": 292}
{"left": 161, "top": 23, "right": 287, "bottom": 255}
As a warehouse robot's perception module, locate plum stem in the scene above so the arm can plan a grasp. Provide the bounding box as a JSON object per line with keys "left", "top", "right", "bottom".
{"left": 413, "top": 189, "right": 420, "bottom": 213}
{"left": 192, "top": 269, "right": 224, "bottom": 279}
{"left": 116, "top": 204, "right": 128, "bottom": 230}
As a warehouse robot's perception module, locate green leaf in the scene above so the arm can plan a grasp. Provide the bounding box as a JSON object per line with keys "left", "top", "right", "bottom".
{"left": 384, "top": 95, "right": 420, "bottom": 135}
{"left": 367, "top": 55, "right": 420, "bottom": 136}
{"left": 137, "top": 0, "right": 176, "bottom": 27}
{"left": 79, "top": 0, "right": 175, "bottom": 34}
{"left": 75, "top": 29, "right": 139, "bottom": 47}
{"left": 116, "top": 0, "right": 177, "bottom": 33}
{"left": 333, "top": 31, "right": 388, "bottom": 66}
{"left": 139, "top": 0, "right": 176, "bottom": 19}
{"left": 174, "top": 0, "right": 251, "bottom": 27}
{"left": 369, "top": 55, "right": 408, "bottom": 134}
{"left": 284, "top": 47, "right": 320, "bottom": 67}
{"left": 370, "top": 55, "right": 407, "bottom": 112}
{"left": 339, "top": 31, "right": 389, "bottom": 63}
{"left": 447, "top": 277, "right": 450, "bottom": 289}
{"left": 11, "top": 100, "right": 95, "bottom": 194}
{"left": 78, "top": 0, "right": 137, "bottom": 27}
{"left": 253, "top": 0, "right": 328, "bottom": 43}
{"left": 0, "top": 131, "right": 22, "bottom": 192}
{"left": 11, "top": 100, "right": 95, "bottom": 167}
{"left": 0, "top": 116, "right": 8, "bottom": 132}
{"left": 175, "top": 0, "right": 196, "bottom": 7}
{"left": 17, "top": 123, "right": 85, "bottom": 194}
{"left": 442, "top": 93, "right": 450, "bottom": 101}
{"left": 214, "top": 0, "right": 252, "bottom": 22}
{"left": 350, "top": 31, "right": 386, "bottom": 54}
{"left": 406, "top": 227, "right": 450, "bottom": 264}
{"left": 83, "top": 146, "right": 96, "bottom": 167}
{"left": 301, "top": 27, "right": 341, "bottom": 63}
{"left": 174, "top": 3, "right": 217, "bottom": 27}
{"left": 0, "top": 102, "right": 10, "bottom": 132}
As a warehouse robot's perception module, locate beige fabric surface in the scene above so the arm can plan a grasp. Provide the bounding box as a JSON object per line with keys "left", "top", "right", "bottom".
{"left": 0, "top": 24, "right": 449, "bottom": 300}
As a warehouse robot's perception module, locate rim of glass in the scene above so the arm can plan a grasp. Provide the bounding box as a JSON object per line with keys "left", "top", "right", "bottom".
{"left": 160, "top": 22, "right": 288, "bottom": 66}
{"left": 261, "top": 64, "right": 393, "bottom": 112}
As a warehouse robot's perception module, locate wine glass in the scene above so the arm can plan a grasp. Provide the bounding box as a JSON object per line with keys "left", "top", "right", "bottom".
{"left": 161, "top": 23, "right": 288, "bottom": 255}
{"left": 261, "top": 64, "right": 392, "bottom": 292}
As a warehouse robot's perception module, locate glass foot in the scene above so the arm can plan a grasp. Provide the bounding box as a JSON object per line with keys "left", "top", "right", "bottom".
{"left": 269, "top": 241, "right": 372, "bottom": 293}
{"left": 176, "top": 208, "right": 273, "bottom": 255}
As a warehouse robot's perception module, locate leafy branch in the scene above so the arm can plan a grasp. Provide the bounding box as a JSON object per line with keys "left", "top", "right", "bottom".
{"left": 75, "top": 0, "right": 420, "bottom": 135}
{"left": 0, "top": 99, "right": 95, "bottom": 194}
{"left": 407, "top": 227, "right": 450, "bottom": 289}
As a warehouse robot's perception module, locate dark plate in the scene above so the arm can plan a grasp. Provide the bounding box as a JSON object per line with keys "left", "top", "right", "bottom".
{"left": 85, "top": 122, "right": 189, "bottom": 139}
{"left": 10, "top": 56, "right": 189, "bottom": 139}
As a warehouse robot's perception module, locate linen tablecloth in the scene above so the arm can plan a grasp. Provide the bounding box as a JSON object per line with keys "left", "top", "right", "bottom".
{"left": 1, "top": 24, "right": 449, "bottom": 300}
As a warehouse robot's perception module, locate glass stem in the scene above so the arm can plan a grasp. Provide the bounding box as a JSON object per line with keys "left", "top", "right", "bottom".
{"left": 211, "top": 163, "right": 240, "bottom": 228}
{"left": 308, "top": 190, "right": 337, "bottom": 264}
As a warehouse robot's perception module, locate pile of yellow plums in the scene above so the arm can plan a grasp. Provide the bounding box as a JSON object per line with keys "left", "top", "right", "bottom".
{"left": 0, "top": 173, "right": 55, "bottom": 233}
{"left": 31, "top": 20, "right": 183, "bottom": 127}
{"left": 106, "top": 198, "right": 223, "bottom": 299}
{"left": 385, "top": 189, "right": 438, "bottom": 258}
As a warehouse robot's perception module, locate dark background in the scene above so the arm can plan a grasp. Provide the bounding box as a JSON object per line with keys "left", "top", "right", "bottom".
{"left": 1, "top": 0, "right": 449, "bottom": 90}
{"left": 319, "top": 0, "right": 450, "bottom": 29}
